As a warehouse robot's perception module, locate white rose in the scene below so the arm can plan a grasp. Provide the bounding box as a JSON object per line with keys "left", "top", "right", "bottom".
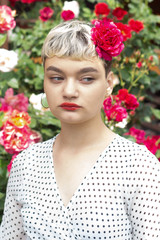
{"left": 115, "top": 117, "right": 128, "bottom": 128}
{"left": 0, "top": 48, "right": 18, "bottom": 72}
{"left": 29, "top": 93, "right": 43, "bottom": 111}
{"left": 63, "top": 1, "right": 79, "bottom": 18}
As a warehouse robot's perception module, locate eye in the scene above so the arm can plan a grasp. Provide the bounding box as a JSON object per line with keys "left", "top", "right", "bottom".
{"left": 81, "top": 77, "right": 95, "bottom": 83}
{"left": 49, "top": 76, "right": 64, "bottom": 82}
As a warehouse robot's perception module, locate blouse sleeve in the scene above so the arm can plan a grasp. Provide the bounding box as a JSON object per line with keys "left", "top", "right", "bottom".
{"left": 0, "top": 151, "right": 27, "bottom": 240}
{"left": 128, "top": 149, "right": 160, "bottom": 240}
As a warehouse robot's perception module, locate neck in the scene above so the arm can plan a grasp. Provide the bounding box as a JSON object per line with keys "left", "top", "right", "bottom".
{"left": 57, "top": 115, "right": 114, "bottom": 149}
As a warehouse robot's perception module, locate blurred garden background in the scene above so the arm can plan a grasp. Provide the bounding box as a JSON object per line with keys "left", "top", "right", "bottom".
{"left": 0, "top": 0, "right": 160, "bottom": 222}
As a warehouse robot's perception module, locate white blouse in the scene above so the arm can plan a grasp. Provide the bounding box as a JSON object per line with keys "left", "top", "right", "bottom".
{"left": 0, "top": 135, "right": 160, "bottom": 240}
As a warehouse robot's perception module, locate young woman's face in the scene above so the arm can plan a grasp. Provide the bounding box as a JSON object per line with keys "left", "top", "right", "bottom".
{"left": 44, "top": 56, "right": 113, "bottom": 125}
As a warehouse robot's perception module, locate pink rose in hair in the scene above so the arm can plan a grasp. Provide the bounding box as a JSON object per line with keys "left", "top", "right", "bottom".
{"left": 91, "top": 19, "right": 124, "bottom": 61}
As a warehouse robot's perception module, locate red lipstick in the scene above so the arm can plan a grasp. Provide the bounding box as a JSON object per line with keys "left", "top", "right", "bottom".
{"left": 60, "top": 102, "right": 81, "bottom": 111}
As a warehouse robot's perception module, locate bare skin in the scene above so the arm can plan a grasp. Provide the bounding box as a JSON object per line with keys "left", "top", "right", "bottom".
{"left": 44, "top": 56, "right": 115, "bottom": 207}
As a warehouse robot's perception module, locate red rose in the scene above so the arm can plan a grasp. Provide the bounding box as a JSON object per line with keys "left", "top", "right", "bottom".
{"left": 39, "top": 7, "right": 54, "bottom": 22}
{"left": 91, "top": 19, "right": 124, "bottom": 61}
{"left": 117, "top": 89, "right": 139, "bottom": 110}
{"left": 116, "top": 89, "right": 129, "bottom": 101}
{"left": 115, "top": 22, "right": 132, "bottom": 41}
{"left": 125, "top": 94, "right": 139, "bottom": 110}
{"left": 128, "top": 19, "right": 144, "bottom": 33}
{"left": 112, "top": 7, "right": 128, "bottom": 20}
{"left": 61, "top": 10, "right": 75, "bottom": 21}
{"left": 94, "top": 3, "right": 110, "bottom": 16}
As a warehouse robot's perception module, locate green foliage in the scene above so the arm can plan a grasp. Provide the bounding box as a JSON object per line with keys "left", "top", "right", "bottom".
{"left": 0, "top": 34, "right": 7, "bottom": 47}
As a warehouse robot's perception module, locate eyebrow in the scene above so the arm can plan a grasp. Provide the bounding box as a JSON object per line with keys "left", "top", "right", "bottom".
{"left": 46, "top": 66, "right": 99, "bottom": 74}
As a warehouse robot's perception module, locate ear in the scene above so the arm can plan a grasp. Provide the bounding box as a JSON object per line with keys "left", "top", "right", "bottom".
{"left": 105, "top": 71, "right": 114, "bottom": 97}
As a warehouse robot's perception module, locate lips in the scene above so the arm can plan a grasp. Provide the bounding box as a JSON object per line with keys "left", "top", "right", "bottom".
{"left": 60, "top": 102, "right": 81, "bottom": 110}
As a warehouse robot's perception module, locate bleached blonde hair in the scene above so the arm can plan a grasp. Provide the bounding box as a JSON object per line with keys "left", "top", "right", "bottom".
{"left": 41, "top": 20, "right": 112, "bottom": 76}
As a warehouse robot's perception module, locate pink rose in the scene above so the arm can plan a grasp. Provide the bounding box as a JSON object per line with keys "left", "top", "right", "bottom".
{"left": 136, "top": 61, "right": 142, "bottom": 68}
{"left": 61, "top": 10, "right": 75, "bottom": 21}
{"left": 149, "top": 56, "right": 153, "bottom": 62}
{"left": 91, "top": 19, "right": 124, "bottom": 61}
{"left": 143, "top": 136, "right": 160, "bottom": 155}
{"left": 103, "top": 96, "right": 112, "bottom": 111}
{"left": 125, "top": 127, "right": 146, "bottom": 144}
{"left": 0, "top": 5, "right": 16, "bottom": 33}
{"left": 112, "top": 7, "right": 128, "bottom": 20}
{"left": 1, "top": 121, "right": 41, "bottom": 154}
{"left": 104, "top": 104, "right": 128, "bottom": 122}
{"left": 0, "top": 88, "right": 28, "bottom": 112}
{"left": 1, "top": 122, "right": 32, "bottom": 154}
{"left": 39, "top": 7, "right": 54, "bottom": 22}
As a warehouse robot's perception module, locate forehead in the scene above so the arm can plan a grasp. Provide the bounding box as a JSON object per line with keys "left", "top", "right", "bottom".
{"left": 44, "top": 56, "right": 105, "bottom": 74}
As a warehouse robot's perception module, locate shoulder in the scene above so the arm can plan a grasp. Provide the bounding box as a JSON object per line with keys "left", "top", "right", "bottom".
{"left": 113, "top": 134, "right": 160, "bottom": 179}
{"left": 11, "top": 137, "right": 55, "bottom": 174}
{"left": 114, "top": 134, "right": 157, "bottom": 159}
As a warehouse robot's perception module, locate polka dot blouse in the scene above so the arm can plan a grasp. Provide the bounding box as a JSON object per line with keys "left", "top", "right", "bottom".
{"left": 0, "top": 135, "right": 160, "bottom": 240}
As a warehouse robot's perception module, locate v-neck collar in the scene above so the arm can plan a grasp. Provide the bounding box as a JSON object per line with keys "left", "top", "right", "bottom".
{"left": 49, "top": 134, "right": 119, "bottom": 210}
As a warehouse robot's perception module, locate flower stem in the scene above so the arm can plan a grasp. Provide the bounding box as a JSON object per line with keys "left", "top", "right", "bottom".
{"left": 118, "top": 69, "right": 125, "bottom": 88}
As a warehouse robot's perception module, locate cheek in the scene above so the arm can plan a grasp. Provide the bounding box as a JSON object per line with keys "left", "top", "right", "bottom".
{"left": 86, "top": 86, "right": 106, "bottom": 108}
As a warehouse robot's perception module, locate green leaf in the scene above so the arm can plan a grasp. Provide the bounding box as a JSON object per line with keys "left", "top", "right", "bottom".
{"left": 7, "top": 78, "right": 19, "bottom": 89}
{"left": 0, "top": 193, "right": 5, "bottom": 200}
{"left": 151, "top": 108, "right": 160, "bottom": 120}
{"left": 0, "top": 34, "right": 7, "bottom": 47}
{"left": 0, "top": 112, "right": 4, "bottom": 128}
{"left": 156, "top": 150, "right": 160, "bottom": 159}
{"left": 29, "top": 118, "right": 37, "bottom": 128}
{"left": 41, "top": 128, "right": 54, "bottom": 137}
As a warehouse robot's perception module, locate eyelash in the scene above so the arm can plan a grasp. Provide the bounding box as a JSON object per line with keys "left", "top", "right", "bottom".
{"left": 49, "top": 76, "right": 95, "bottom": 83}
{"left": 81, "top": 77, "right": 95, "bottom": 83}
{"left": 49, "top": 77, "right": 63, "bottom": 82}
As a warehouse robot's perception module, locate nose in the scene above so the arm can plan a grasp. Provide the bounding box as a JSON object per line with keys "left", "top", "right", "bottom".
{"left": 63, "top": 78, "right": 78, "bottom": 99}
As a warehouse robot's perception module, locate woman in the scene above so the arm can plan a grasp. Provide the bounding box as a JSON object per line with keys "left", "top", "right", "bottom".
{"left": 1, "top": 20, "right": 160, "bottom": 240}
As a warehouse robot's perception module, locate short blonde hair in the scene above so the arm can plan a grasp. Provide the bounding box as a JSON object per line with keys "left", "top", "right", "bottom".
{"left": 41, "top": 20, "right": 112, "bottom": 75}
